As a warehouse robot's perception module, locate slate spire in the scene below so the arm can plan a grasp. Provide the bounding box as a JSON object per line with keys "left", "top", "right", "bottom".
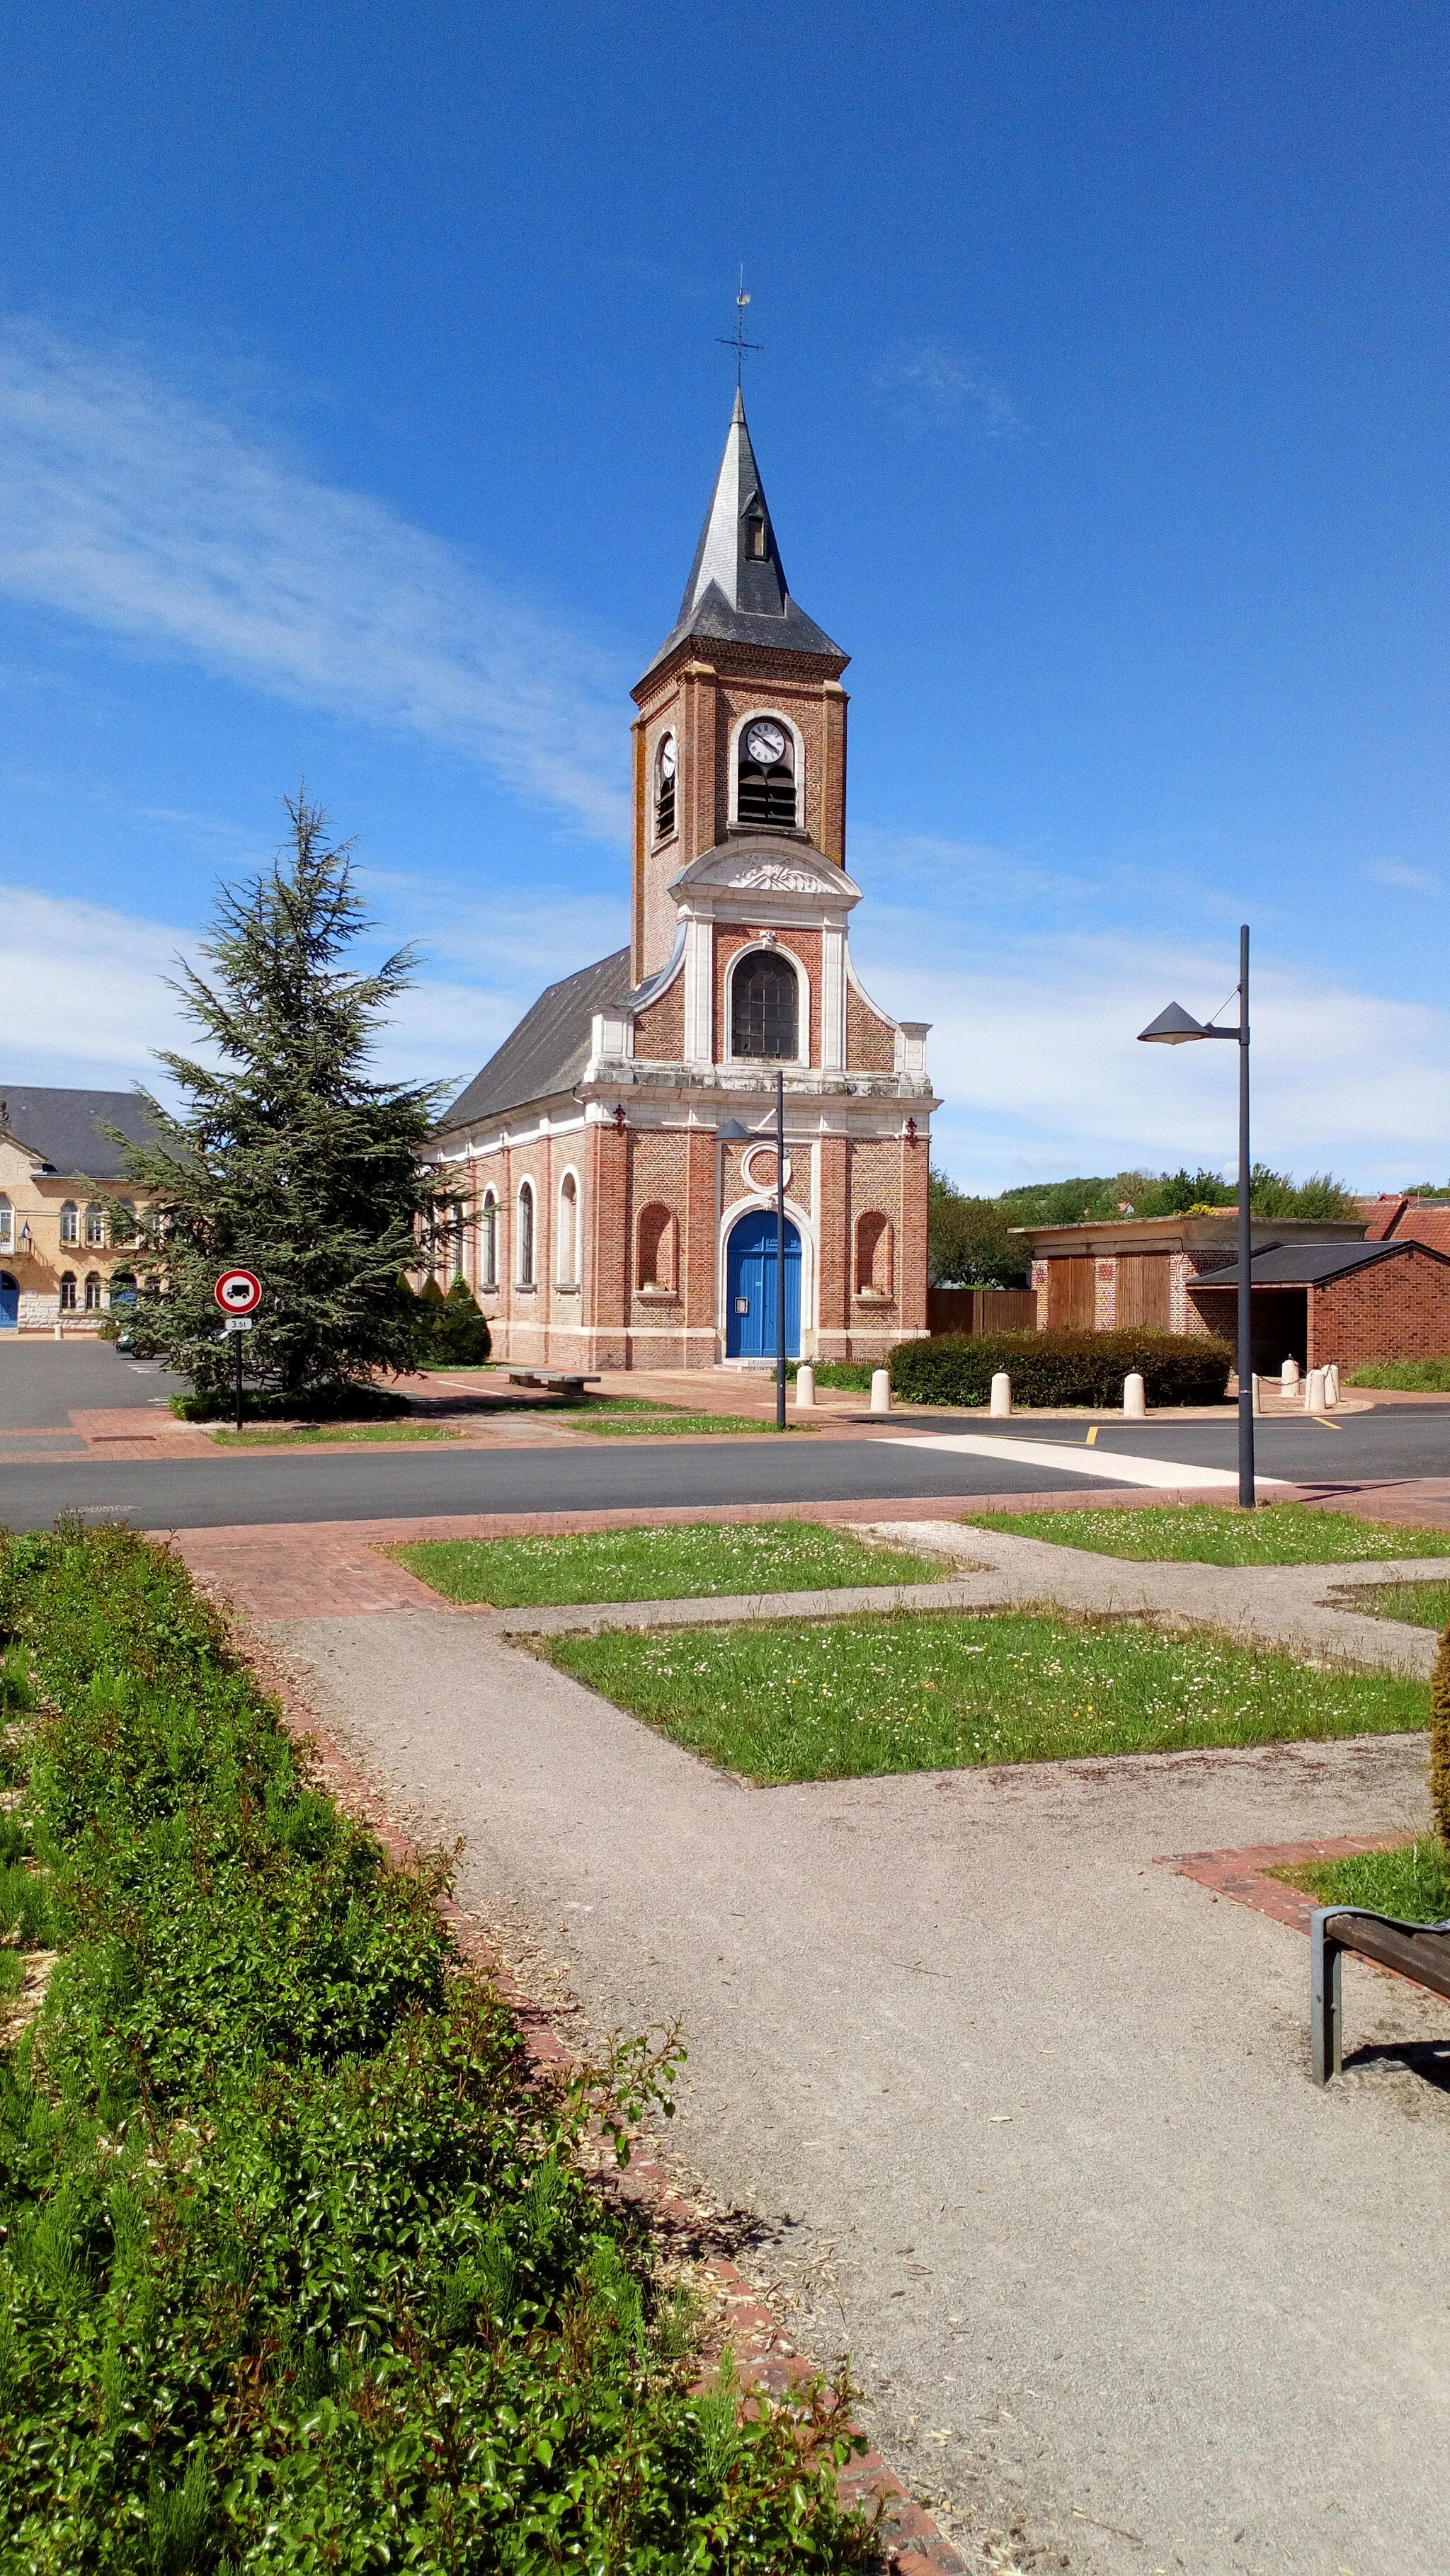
{"left": 641, "top": 394, "right": 845, "bottom": 677}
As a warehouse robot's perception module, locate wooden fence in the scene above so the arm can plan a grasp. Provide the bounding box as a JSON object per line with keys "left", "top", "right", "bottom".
{"left": 926, "top": 1287, "right": 1038, "bottom": 1337}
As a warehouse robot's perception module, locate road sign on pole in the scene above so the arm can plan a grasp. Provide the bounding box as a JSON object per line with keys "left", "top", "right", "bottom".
{"left": 214, "top": 1271, "right": 262, "bottom": 1424}
{"left": 215, "top": 1269, "right": 262, "bottom": 1315}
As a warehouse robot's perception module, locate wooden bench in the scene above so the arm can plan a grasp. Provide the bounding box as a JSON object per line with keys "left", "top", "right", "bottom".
{"left": 1311, "top": 1906, "right": 1450, "bottom": 2083}
{"left": 504, "top": 1368, "right": 601, "bottom": 1399}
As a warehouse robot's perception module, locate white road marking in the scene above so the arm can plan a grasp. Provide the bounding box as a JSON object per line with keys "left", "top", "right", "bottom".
{"left": 882, "top": 1432, "right": 1290, "bottom": 1490}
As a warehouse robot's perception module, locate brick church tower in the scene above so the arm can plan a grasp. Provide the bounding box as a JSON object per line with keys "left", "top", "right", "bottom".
{"left": 430, "top": 394, "right": 938, "bottom": 1370}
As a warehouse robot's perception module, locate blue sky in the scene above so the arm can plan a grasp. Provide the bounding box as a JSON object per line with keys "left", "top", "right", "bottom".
{"left": 1, "top": 1, "right": 1447, "bottom": 1189}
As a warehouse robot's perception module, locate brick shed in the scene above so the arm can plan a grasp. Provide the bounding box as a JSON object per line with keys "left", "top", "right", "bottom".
{"left": 1187, "top": 1239, "right": 1450, "bottom": 1373}
{"left": 1020, "top": 1214, "right": 1367, "bottom": 1342}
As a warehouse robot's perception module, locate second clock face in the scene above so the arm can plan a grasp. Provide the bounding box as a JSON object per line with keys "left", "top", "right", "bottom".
{"left": 746, "top": 721, "right": 787, "bottom": 766}
{"left": 658, "top": 737, "right": 676, "bottom": 780}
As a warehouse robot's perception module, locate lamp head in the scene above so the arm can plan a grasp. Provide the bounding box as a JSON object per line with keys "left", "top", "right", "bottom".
{"left": 1138, "top": 1002, "right": 1208, "bottom": 1046}
{"left": 716, "top": 1118, "right": 750, "bottom": 1139}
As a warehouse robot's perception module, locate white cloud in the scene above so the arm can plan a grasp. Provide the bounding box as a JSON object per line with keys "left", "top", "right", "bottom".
{"left": 0, "top": 878, "right": 616, "bottom": 1103}
{"left": 1366, "top": 859, "right": 1436, "bottom": 893}
{"left": 857, "top": 927, "right": 1450, "bottom": 1194}
{"left": 0, "top": 886, "right": 193, "bottom": 1088}
{"left": 872, "top": 346, "right": 1027, "bottom": 439}
{"left": 0, "top": 321, "right": 631, "bottom": 842}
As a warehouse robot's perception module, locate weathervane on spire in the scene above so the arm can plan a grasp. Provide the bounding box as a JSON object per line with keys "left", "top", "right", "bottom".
{"left": 717, "top": 267, "right": 763, "bottom": 388}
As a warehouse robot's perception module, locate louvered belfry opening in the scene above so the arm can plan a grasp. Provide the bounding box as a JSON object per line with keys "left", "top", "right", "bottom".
{"left": 737, "top": 736, "right": 797, "bottom": 828}
{"left": 654, "top": 733, "right": 675, "bottom": 841}
{"left": 732, "top": 952, "right": 797, "bottom": 1060}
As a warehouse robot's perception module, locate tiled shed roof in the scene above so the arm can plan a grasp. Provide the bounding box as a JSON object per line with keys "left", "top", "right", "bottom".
{"left": 1195, "top": 1239, "right": 1449, "bottom": 1289}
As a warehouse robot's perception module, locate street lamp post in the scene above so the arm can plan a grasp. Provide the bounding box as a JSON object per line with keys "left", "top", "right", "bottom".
{"left": 1138, "top": 922, "right": 1255, "bottom": 1510}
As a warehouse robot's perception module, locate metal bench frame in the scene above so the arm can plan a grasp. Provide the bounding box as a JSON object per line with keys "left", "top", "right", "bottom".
{"left": 1311, "top": 1906, "right": 1450, "bottom": 2084}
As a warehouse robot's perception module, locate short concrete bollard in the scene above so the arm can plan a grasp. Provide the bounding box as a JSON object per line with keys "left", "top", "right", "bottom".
{"left": 794, "top": 1363, "right": 816, "bottom": 1409}
{"left": 869, "top": 1368, "right": 891, "bottom": 1414}
{"left": 1122, "top": 1371, "right": 1146, "bottom": 1418}
{"left": 989, "top": 1370, "right": 1012, "bottom": 1418}
{"left": 1325, "top": 1363, "right": 1341, "bottom": 1407}
{"left": 1305, "top": 1366, "right": 1328, "bottom": 1413}
{"left": 1250, "top": 1372, "right": 1262, "bottom": 1414}
{"left": 1281, "top": 1356, "right": 1300, "bottom": 1392}
{"left": 53, "top": 1322, "right": 64, "bottom": 1341}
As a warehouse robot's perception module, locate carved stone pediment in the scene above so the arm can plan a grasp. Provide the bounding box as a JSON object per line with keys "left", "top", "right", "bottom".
{"left": 669, "top": 837, "right": 862, "bottom": 909}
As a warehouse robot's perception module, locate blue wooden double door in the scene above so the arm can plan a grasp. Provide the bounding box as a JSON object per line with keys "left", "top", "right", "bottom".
{"left": 724, "top": 1210, "right": 801, "bottom": 1359}
{"left": 0, "top": 1275, "right": 18, "bottom": 1332}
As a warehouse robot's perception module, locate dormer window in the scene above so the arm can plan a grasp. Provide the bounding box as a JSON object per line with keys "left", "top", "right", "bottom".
{"left": 737, "top": 718, "right": 797, "bottom": 828}
{"left": 654, "top": 732, "right": 676, "bottom": 842}
{"left": 744, "top": 508, "right": 767, "bottom": 561}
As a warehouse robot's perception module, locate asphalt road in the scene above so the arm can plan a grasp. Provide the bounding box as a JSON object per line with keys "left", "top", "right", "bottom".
{"left": 0, "top": 1404, "right": 1445, "bottom": 1531}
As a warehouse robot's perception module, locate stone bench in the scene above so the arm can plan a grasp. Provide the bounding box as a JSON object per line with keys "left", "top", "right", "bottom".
{"left": 503, "top": 1368, "right": 601, "bottom": 1398}
{"left": 1311, "top": 1906, "right": 1450, "bottom": 2083}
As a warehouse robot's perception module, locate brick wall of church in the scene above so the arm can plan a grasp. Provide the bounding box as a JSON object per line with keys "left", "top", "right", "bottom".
{"left": 845, "top": 981, "right": 896, "bottom": 1073}
{"left": 632, "top": 972, "right": 685, "bottom": 1063}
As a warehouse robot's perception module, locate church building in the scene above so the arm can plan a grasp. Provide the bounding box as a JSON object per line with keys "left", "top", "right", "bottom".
{"left": 430, "top": 394, "right": 938, "bottom": 1370}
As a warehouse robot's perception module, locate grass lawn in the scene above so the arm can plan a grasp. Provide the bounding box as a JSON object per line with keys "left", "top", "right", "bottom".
{"left": 961, "top": 1501, "right": 1449, "bottom": 1566}
{"left": 210, "top": 1420, "right": 460, "bottom": 1446}
{"left": 1346, "top": 1578, "right": 1450, "bottom": 1630}
{"left": 393, "top": 1518, "right": 949, "bottom": 1607}
{"left": 1274, "top": 1837, "right": 1450, "bottom": 1922}
{"left": 540, "top": 1609, "right": 1427, "bottom": 1784}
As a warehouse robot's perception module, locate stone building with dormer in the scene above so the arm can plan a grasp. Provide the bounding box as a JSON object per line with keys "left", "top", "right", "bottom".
{"left": 428, "top": 395, "right": 938, "bottom": 1371}
{"left": 0, "top": 1088, "right": 161, "bottom": 1332}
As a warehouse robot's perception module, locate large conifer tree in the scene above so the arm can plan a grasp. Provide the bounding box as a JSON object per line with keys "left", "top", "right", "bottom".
{"left": 109, "top": 797, "right": 445, "bottom": 1403}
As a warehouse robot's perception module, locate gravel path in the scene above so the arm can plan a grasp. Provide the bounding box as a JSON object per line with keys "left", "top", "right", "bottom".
{"left": 266, "top": 1602, "right": 1450, "bottom": 2576}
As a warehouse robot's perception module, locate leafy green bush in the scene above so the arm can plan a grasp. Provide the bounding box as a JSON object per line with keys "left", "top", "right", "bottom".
{"left": 1347, "top": 1357, "right": 1450, "bottom": 1393}
{"left": 421, "top": 1273, "right": 493, "bottom": 1366}
{"left": 170, "top": 1379, "right": 410, "bottom": 1422}
{"left": 785, "top": 1360, "right": 877, "bottom": 1390}
{"left": 0, "top": 1523, "right": 869, "bottom": 2571}
{"left": 889, "top": 1327, "right": 1233, "bottom": 1408}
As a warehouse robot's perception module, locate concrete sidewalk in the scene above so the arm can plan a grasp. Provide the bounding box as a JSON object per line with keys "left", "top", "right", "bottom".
{"left": 265, "top": 1602, "right": 1450, "bottom": 2576}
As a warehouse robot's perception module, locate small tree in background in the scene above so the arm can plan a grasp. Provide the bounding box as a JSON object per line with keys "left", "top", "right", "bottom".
{"left": 928, "top": 1169, "right": 1028, "bottom": 1287}
{"left": 106, "top": 797, "right": 447, "bottom": 1409}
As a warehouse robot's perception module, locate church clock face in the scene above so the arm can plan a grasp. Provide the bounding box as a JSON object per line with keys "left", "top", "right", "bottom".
{"left": 659, "top": 737, "right": 676, "bottom": 781}
{"left": 746, "top": 721, "right": 787, "bottom": 765}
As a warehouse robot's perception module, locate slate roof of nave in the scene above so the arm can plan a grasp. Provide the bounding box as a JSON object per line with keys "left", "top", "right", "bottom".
{"left": 438, "top": 948, "right": 633, "bottom": 1134}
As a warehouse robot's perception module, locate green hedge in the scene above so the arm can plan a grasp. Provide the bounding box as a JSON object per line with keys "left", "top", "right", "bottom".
{"left": 785, "top": 1361, "right": 877, "bottom": 1391}
{"left": 0, "top": 1523, "right": 869, "bottom": 2572}
{"left": 170, "top": 1379, "right": 410, "bottom": 1422}
{"left": 888, "top": 1328, "right": 1233, "bottom": 1409}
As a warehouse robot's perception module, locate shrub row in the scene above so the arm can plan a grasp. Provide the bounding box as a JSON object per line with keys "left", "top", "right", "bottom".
{"left": 0, "top": 1522, "right": 868, "bottom": 2572}
{"left": 1347, "top": 1357, "right": 1450, "bottom": 1394}
{"left": 888, "top": 1327, "right": 1234, "bottom": 1409}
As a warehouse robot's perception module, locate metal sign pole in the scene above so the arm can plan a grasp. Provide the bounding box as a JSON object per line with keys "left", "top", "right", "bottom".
{"left": 775, "top": 1067, "right": 787, "bottom": 1431}
{"left": 1236, "top": 923, "right": 1256, "bottom": 1509}
{"left": 234, "top": 1326, "right": 244, "bottom": 1433}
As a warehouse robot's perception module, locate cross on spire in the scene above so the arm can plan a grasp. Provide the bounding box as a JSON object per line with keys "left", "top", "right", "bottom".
{"left": 717, "top": 268, "right": 763, "bottom": 387}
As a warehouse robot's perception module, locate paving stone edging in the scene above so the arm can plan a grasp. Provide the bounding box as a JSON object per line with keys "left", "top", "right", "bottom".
{"left": 230, "top": 1611, "right": 969, "bottom": 2575}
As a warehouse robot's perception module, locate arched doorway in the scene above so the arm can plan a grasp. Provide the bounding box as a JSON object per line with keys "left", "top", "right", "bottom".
{"left": 725, "top": 1210, "right": 801, "bottom": 1359}
{"left": 0, "top": 1274, "right": 18, "bottom": 1332}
